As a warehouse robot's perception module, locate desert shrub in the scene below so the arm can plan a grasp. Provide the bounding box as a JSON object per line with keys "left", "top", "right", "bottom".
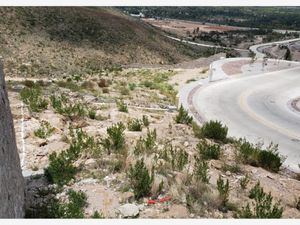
{"left": 98, "top": 78, "right": 109, "bottom": 88}
{"left": 45, "top": 129, "right": 101, "bottom": 186}
{"left": 56, "top": 80, "right": 80, "bottom": 92}
{"left": 217, "top": 175, "right": 230, "bottom": 209}
{"left": 20, "top": 86, "right": 48, "bottom": 112}
{"left": 23, "top": 79, "right": 35, "bottom": 88}
{"left": 91, "top": 211, "right": 105, "bottom": 218}
{"left": 142, "top": 115, "right": 150, "bottom": 127}
{"left": 128, "top": 83, "right": 136, "bottom": 91}
{"left": 120, "top": 86, "right": 130, "bottom": 95}
{"left": 168, "top": 145, "right": 188, "bottom": 171}
{"left": 238, "top": 182, "right": 283, "bottom": 218}
{"left": 127, "top": 118, "right": 143, "bottom": 131}
{"left": 175, "top": 105, "right": 193, "bottom": 125}
{"left": 257, "top": 144, "right": 283, "bottom": 172}
{"left": 102, "top": 87, "right": 109, "bottom": 93}
{"left": 45, "top": 190, "right": 87, "bottom": 218}
{"left": 128, "top": 159, "right": 153, "bottom": 199}
{"left": 197, "top": 140, "right": 221, "bottom": 160}
{"left": 116, "top": 100, "right": 128, "bottom": 113}
{"left": 192, "top": 121, "right": 202, "bottom": 139}
{"left": 45, "top": 149, "right": 78, "bottom": 187}
{"left": 134, "top": 129, "right": 157, "bottom": 155}
{"left": 296, "top": 197, "right": 300, "bottom": 211}
{"left": 237, "top": 139, "right": 284, "bottom": 173}
{"left": 88, "top": 108, "right": 97, "bottom": 119}
{"left": 221, "top": 163, "right": 241, "bottom": 174}
{"left": 240, "top": 174, "right": 250, "bottom": 190}
{"left": 50, "top": 94, "right": 87, "bottom": 119}
{"left": 102, "top": 122, "right": 126, "bottom": 154}
{"left": 193, "top": 157, "right": 210, "bottom": 183}
{"left": 34, "top": 120, "right": 55, "bottom": 139}
{"left": 200, "top": 120, "right": 228, "bottom": 142}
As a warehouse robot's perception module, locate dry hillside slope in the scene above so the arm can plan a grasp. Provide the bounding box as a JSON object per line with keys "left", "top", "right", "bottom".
{"left": 0, "top": 7, "right": 211, "bottom": 78}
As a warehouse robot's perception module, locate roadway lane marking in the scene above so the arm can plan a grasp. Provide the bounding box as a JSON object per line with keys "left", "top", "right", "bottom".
{"left": 239, "top": 90, "right": 300, "bottom": 141}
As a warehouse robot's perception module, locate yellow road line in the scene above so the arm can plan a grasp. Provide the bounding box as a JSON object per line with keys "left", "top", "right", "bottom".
{"left": 239, "top": 90, "right": 300, "bottom": 141}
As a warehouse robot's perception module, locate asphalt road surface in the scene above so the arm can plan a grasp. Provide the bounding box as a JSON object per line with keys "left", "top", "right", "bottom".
{"left": 192, "top": 66, "right": 300, "bottom": 170}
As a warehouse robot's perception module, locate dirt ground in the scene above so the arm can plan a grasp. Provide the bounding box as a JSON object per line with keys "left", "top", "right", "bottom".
{"left": 143, "top": 18, "right": 242, "bottom": 37}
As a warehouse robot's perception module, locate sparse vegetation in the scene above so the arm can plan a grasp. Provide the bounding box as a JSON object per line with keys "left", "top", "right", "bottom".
{"left": 116, "top": 100, "right": 128, "bottom": 113}
{"left": 20, "top": 86, "right": 48, "bottom": 112}
{"left": 238, "top": 182, "right": 283, "bottom": 218}
{"left": 175, "top": 105, "right": 193, "bottom": 125}
{"left": 217, "top": 175, "right": 230, "bottom": 210}
{"left": 142, "top": 115, "right": 150, "bottom": 127}
{"left": 240, "top": 174, "right": 250, "bottom": 190}
{"left": 127, "top": 118, "right": 143, "bottom": 131}
{"left": 193, "top": 157, "right": 210, "bottom": 183}
{"left": 102, "top": 122, "right": 126, "bottom": 154}
{"left": 197, "top": 140, "right": 221, "bottom": 160}
{"left": 134, "top": 129, "right": 157, "bottom": 155}
{"left": 34, "top": 120, "right": 55, "bottom": 139}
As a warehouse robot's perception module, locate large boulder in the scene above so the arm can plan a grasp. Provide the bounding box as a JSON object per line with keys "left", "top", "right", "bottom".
{"left": 117, "top": 203, "right": 139, "bottom": 218}
{"left": 0, "top": 64, "right": 25, "bottom": 217}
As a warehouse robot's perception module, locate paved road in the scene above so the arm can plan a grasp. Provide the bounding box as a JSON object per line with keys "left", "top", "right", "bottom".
{"left": 190, "top": 66, "right": 300, "bottom": 171}
{"left": 250, "top": 38, "right": 300, "bottom": 58}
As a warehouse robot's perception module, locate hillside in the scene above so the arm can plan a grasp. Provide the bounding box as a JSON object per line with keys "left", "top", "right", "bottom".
{"left": 0, "top": 7, "right": 208, "bottom": 78}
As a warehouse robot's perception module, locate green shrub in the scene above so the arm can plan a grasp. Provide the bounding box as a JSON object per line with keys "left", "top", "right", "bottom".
{"left": 217, "top": 175, "right": 230, "bottom": 208}
{"left": 238, "top": 182, "right": 283, "bottom": 218}
{"left": 240, "top": 174, "right": 250, "bottom": 190}
{"left": 23, "top": 80, "right": 35, "bottom": 88}
{"left": 128, "top": 83, "right": 136, "bottom": 91}
{"left": 142, "top": 115, "right": 150, "bottom": 127}
{"left": 257, "top": 144, "right": 283, "bottom": 172}
{"left": 197, "top": 140, "right": 221, "bottom": 160}
{"left": 56, "top": 80, "right": 80, "bottom": 92}
{"left": 45, "top": 129, "right": 101, "bottom": 186}
{"left": 193, "top": 157, "right": 210, "bottom": 183}
{"left": 102, "top": 122, "right": 126, "bottom": 154}
{"left": 34, "top": 120, "right": 55, "bottom": 139}
{"left": 45, "top": 149, "right": 78, "bottom": 187}
{"left": 46, "top": 190, "right": 87, "bottom": 218}
{"left": 50, "top": 94, "right": 87, "bottom": 119}
{"left": 20, "top": 86, "right": 48, "bottom": 112}
{"left": 175, "top": 105, "right": 193, "bottom": 125}
{"left": 296, "top": 197, "right": 300, "bottom": 211}
{"left": 91, "top": 210, "right": 105, "bottom": 218}
{"left": 88, "top": 108, "right": 97, "bottom": 119}
{"left": 200, "top": 120, "right": 228, "bottom": 142}
{"left": 116, "top": 100, "right": 128, "bottom": 113}
{"left": 128, "top": 159, "right": 153, "bottom": 199}
{"left": 127, "top": 118, "right": 143, "bottom": 131}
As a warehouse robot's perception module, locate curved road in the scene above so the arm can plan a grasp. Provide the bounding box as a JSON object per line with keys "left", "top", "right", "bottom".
{"left": 179, "top": 38, "right": 300, "bottom": 171}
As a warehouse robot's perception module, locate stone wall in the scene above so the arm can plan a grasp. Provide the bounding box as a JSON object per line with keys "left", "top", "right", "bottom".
{"left": 0, "top": 64, "right": 25, "bottom": 218}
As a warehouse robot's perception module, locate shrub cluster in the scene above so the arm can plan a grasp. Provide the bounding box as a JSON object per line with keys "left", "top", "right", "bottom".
{"left": 237, "top": 139, "right": 284, "bottom": 172}
{"left": 50, "top": 94, "right": 88, "bottom": 120}
{"left": 238, "top": 182, "right": 283, "bottom": 218}
{"left": 217, "top": 175, "right": 230, "bottom": 209}
{"left": 34, "top": 120, "right": 55, "bottom": 139}
{"left": 20, "top": 86, "right": 48, "bottom": 112}
{"left": 197, "top": 139, "right": 221, "bottom": 160}
{"left": 127, "top": 118, "right": 143, "bottom": 131}
{"left": 193, "top": 157, "right": 210, "bottom": 183}
{"left": 45, "top": 129, "right": 101, "bottom": 186}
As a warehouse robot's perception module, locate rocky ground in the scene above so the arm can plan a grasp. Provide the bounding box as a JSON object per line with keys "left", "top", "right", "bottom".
{"left": 6, "top": 62, "right": 300, "bottom": 219}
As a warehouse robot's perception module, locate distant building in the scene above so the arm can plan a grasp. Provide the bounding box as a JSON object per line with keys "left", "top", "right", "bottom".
{"left": 130, "top": 12, "right": 145, "bottom": 18}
